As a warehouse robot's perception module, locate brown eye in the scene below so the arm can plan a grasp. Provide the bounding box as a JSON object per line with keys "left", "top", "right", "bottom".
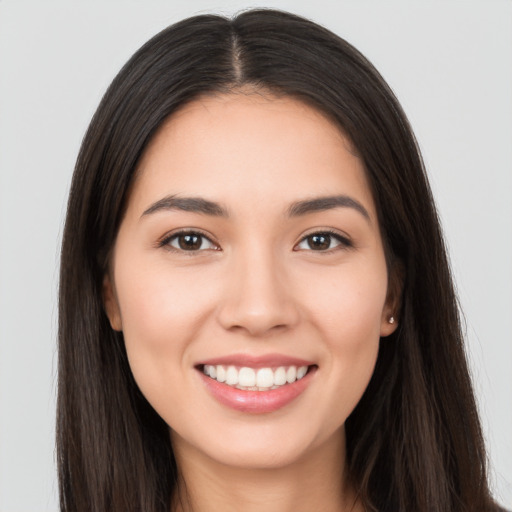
{"left": 307, "top": 234, "right": 331, "bottom": 250}
{"left": 295, "top": 231, "right": 352, "bottom": 252}
{"left": 178, "top": 234, "right": 202, "bottom": 250}
{"left": 165, "top": 232, "right": 217, "bottom": 252}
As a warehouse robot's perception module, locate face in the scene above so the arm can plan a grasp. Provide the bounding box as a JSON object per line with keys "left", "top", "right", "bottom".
{"left": 104, "top": 93, "right": 398, "bottom": 471}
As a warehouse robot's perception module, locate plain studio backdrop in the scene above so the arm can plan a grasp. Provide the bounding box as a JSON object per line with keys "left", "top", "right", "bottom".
{"left": 0, "top": 1, "right": 510, "bottom": 510}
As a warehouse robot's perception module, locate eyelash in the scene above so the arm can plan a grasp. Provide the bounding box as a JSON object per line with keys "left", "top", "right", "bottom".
{"left": 294, "top": 229, "right": 353, "bottom": 253}
{"left": 158, "top": 229, "right": 220, "bottom": 254}
{"left": 158, "top": 229, "right": 353, "bottom": 254}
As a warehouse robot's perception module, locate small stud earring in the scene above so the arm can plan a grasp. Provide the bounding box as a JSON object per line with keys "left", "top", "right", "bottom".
{"left": 388, "top": 316, "right": 395, "bottom": 324}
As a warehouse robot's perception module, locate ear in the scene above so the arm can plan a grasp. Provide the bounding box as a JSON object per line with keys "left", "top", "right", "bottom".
{"left": 380, "top": 261, "right": 405, "bottom": 337}
{"left": 102, "top": 274, "right": 123, "bottom": 331}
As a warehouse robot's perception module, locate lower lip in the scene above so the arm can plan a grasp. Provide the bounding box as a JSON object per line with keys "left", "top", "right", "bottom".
{"left": 199, "top": 367, "right": 316, "bottom": 414}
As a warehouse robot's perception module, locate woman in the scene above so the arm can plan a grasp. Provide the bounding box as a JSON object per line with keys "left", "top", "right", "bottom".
{"left": 58, "top": 9, "right": 501, "bottom": 512}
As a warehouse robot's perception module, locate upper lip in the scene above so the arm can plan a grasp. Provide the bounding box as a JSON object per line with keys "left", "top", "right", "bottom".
{"left": 196, "top": 353, "right": 315, "bottom": 369}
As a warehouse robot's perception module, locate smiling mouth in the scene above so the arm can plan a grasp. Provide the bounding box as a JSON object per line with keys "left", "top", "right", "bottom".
{"left": 200, "top": 364, "right": 314, "bottom": 391}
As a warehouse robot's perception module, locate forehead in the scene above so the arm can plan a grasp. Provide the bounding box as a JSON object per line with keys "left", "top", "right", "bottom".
{"left": 130, "top": 93, "right": 375, "bottom": 219}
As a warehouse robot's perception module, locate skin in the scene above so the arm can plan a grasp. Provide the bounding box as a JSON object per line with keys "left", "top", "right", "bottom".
{"left": 104, "top": 93, "right": 399, "bottom": 512}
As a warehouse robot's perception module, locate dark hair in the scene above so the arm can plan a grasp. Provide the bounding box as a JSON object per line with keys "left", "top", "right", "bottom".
{"left": 58, "top": 9, "right": 496, "bottom": 512}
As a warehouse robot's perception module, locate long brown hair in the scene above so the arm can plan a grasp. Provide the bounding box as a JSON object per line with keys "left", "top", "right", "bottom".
{"left": 58, "top": 9, "right": 496, "bottom": 511}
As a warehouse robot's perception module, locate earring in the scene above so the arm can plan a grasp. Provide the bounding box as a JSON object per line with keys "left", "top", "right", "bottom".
{"left": 388, "top": 316, "right": 395, "bottom": 324}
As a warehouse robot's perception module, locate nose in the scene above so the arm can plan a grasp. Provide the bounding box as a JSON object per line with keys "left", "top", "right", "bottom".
{"left": 217, "top": 245, "right": 300, "bottom": 337}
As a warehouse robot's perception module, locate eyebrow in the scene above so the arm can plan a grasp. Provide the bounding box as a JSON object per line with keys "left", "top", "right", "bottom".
{"left": 142, "top": 195, "right": 229, "bottom": 217}
{"left": 287, "top": 195, "right": 370, "bottom": 221}
{"left": 141, "top": 194, "right": 370, "bottom": 222}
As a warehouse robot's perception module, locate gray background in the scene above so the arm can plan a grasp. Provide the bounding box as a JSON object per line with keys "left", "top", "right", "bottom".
{"left": 0, "top": 1, "right": 510, "bottom": 510}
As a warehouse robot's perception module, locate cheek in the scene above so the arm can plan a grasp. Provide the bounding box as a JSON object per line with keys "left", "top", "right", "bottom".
{"left": 117, "top": 260, "right": 216, "bottom": 336}
{"left": 113, "top": 262, "right": 218, "bottom": 402}
{"left": 303, "top": 254, "right": 388, "bottom": 338}
{"left": 300, "top": 258, "right": 387, "bottom": 410}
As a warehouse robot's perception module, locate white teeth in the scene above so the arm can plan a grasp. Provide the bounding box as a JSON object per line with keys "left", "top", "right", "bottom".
{"left": 202, "top": 364, "right": 310, "bottom": 390}
{"left": 226, "top": 365, "right": 238, "bottom": 385}
{"left": 297, "top": 366, "right": 307, "bottom": 379}
{"left": 239, "top": 367, "right": 256, "bottom": 387}
{"left": 286, "top": 366, "right": 297, "bottom": 383}
{"left": 273, "top": 366, "right": 287, "bottom": 386}
{"left": 256, "top": 368, "right": 274, "bottom": 388}
{"left": 216, "top": 365, "right": 226, "bottom": 383}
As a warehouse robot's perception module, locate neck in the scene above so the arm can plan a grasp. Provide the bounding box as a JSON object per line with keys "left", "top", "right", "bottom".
{"left": 171, "top": 429, "right": 363, "bottom": 512}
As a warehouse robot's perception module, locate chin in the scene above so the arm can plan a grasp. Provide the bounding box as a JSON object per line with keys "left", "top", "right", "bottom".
{"left": 205, "top": 440, "right": 314, "bottom": 470}
{"left": 170, "top": 414, "right": 343, "bottom": 472}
